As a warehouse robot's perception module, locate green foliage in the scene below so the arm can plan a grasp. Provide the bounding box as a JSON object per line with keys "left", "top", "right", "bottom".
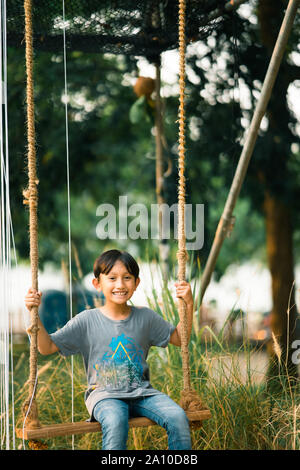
{"left": 129, "top": 95, "right": 154, "bottom": 125}
{"left": 7, "top": 0, "right": 299, "bottom": 279}
{"left": 8, "top": 48, "right": 156, "bottom": 273}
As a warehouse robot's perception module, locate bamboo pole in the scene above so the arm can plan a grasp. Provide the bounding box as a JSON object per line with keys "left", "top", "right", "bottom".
{"left": 197, "top": 0, "right": 300, "bottom": 306}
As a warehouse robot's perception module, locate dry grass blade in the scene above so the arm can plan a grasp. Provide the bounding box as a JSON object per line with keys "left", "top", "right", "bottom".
{"left": 271, "top": 332, "right": 282, "bottom": 363}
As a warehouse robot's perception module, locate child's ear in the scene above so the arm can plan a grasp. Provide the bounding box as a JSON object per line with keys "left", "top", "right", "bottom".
{"left": 92, "top": 278, "right": 101, "bottom": 291}
{"left": 135, "top": 277, "right": 140, "bottom": 289}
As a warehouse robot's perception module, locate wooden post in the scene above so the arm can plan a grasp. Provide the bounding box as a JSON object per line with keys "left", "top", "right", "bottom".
{"left": 155, "top": 62, "right": 169, "bottom": 281}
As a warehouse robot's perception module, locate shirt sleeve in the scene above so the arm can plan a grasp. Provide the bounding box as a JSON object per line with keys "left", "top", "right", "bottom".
{"left": 50, "top": 311, "right": 86, "bottom": 357}
{"left": 148, "top": 309, "right": 176, "bottom": 348}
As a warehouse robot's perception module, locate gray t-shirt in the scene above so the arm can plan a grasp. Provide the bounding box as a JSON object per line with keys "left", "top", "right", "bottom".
{"left": 50, "top": 306, "right": 176, "bottom": 417}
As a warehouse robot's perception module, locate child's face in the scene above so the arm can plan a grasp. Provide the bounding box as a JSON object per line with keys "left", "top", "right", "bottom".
{"left": 93, "top": 260, "right": 140, "bottom": 305}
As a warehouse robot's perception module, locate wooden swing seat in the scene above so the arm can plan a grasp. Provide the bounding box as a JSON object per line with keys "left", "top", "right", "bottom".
{"left": 16, "top": 409, "right": 211, "bottom": 440}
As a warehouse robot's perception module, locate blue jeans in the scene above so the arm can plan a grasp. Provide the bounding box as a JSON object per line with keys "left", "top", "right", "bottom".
{"left": 93, "top": 393, "right": 192, "bottom": 450}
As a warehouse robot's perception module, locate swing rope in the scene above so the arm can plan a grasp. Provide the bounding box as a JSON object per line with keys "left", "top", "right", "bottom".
{"left": 176, "top": 0, "right": 190, "bottom": 393}
{"left": 22, "top": 0, "right": 40, "bottom": 433}
{"left": 177, "top": 0, "right": 206, "bottom": 412}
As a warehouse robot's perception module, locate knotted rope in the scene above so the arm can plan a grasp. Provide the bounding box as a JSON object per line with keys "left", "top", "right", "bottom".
{"left": 177, "top": 0, "right": 205, "bottom": 413}
{"left": 22, "top": 0, "right": 42, "bottom": 441}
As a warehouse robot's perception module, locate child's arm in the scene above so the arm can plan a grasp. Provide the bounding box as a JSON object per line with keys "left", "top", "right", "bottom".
{"left": 25, "top": 289, "right": 59, "bottom": 355}
{"left": 169, "top": 281, "right": 194, "bottom": 347}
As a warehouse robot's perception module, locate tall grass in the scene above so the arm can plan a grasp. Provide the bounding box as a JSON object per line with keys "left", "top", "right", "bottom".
{"left": 11, "top": 259, "right": 300, "bottom": 450}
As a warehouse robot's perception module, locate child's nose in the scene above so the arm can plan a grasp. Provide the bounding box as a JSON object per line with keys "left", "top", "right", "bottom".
{"left": 116, "top": 278, "right": 125, "bottom": 288}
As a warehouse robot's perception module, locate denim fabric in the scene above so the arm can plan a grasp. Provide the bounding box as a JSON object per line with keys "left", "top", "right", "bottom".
{"left": 93, "top": 393, "right": 192, "bottom": 450}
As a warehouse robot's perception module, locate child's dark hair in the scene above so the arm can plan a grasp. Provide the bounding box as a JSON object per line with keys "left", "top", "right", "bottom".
{"left": 93, "top": 249, "right": 139, "bottom": 280}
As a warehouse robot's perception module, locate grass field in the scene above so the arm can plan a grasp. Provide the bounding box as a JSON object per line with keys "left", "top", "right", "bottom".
{"left": 12, "top": 328, "right": 300, "bottom": 450}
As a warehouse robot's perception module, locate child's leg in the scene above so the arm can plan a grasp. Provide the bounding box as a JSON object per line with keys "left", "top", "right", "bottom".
{"left": 130, "top": 394, "right": 192, "bottom": 450}
{"left": 93, "top": 398, "right": 129, "bottom": 450}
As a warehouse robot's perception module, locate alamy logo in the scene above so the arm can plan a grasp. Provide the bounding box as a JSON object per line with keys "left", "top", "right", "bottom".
{"left": 95, "top": 195, "right": 204, "bottom": 250}
{"left": 291, "top": 340, "right": 300, "bottom": 365}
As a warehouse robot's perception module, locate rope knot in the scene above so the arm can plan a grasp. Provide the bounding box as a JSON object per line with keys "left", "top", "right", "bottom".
{"left": 22, "top": 397, "right": 40, "bottom": 429}
{"left": 28, "top": 440, "right": 48, "bottom": 450}
{"left": 22, "top": 182, "right": 39, "bottom": 207}
{"left": 179, "top": 389, "right": 207, "bottom": 413}
{"left": 176, "top": 249, "right": 188, "bottom": 264}
{"left": 27, "top": 324, "right": 40, "bottom": 336}
{"left": 22, "top": 188, "right": 30, "bottom": 205}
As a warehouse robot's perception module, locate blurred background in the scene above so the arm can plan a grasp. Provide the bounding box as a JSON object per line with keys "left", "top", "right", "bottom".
{"left": 1, "top": 1, "right": 300, "bottom": 451}
{"left": 2, "top": 0, "right": 300, "bottom": 379}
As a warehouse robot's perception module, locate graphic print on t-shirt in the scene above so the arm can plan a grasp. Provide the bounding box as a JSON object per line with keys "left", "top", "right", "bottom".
{"left": 93, "top": 333, "right": 144, "bottom": 391}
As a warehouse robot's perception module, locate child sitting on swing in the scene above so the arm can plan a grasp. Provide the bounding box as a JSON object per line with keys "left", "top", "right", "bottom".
{"left": 25, "top": 249, "right": 194, "bottom": 450}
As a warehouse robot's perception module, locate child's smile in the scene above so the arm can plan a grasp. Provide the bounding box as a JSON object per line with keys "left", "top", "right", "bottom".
{"left": 111, "top": 290, "right": 129, "bottom": 301}
{"left": 112, "top": 291, "right": 128, "bottom": 297}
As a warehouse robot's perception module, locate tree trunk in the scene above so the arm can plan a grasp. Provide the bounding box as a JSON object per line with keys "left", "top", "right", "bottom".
{"left": 263, "top": 191, "right": 298, "bottom": 384}
{"left": 258, "top": 0, "right": 299, "bottom": 386}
